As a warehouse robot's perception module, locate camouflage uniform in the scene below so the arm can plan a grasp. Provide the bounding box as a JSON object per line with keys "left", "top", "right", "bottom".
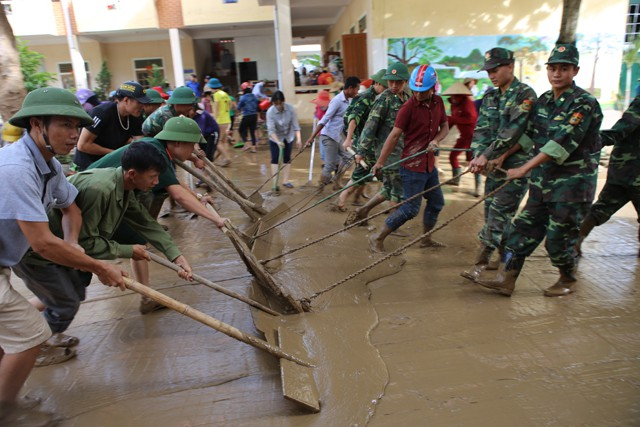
{"left": 472, "top": 77, "right": 537, "bottom": 250}
{"left": 142, "top": 104, "right": 179, "bottom": 137}
{"left": 344, "top": 86, "right": 379, "bottom": 185}
{"left": 588, "top": 95, "right": 640, "bottom": 225}
{"left": 504, "top": 82, "right": 603, "bottom": 269}
{"left": 357, "top": 88, "right": 410, "bottom": 202}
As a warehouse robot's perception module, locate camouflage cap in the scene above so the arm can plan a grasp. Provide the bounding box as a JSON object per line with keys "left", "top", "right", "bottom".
{"left": 384, "top": 62, "right": 410, "bottom": 81}
{"left": 370, "top": 69, "right": 388, "bottom": 87}
{"left": 546, "top": 43, "right": 579, "bottom": 66}
{"left": 480, "top": 47, "right": 515, "bottom": 71}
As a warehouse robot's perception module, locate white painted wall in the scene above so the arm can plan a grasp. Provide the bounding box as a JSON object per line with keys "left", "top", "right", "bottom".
{"left": 234, "top": 35, "right": 278, "bottom": 81}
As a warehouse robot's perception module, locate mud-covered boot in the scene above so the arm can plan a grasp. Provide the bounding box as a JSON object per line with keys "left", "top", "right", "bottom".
{"left": 317, "top": 174, "right": 332, "bottom": 192}
{"left": 486, "top": 247, "right": 503, "bottom": 270}
{"left": 419, "top": 224, "right": 446, "bottom": 248}
{"left": 460, "top": 244, "right": 494, "bottom": 282}
{"left": 476, "top": 251, "right": 524, "bottom": 296}
{"left": 447, "top": 167, "right": 462, "bottom": 186}
{"left": 543, "top": 267, "right": 577, "bottom": 297}
{"left": 368, "top": 224, "right": 394, "bottom": 253}
{"left": 575, "top": 214, "right": 597, "bottom": 257}
{"left": 473, "top": 174, "right": 482, "bottom": 197}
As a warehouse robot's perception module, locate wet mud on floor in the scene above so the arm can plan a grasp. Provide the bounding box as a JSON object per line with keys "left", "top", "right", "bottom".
{"left": 13, "top": 139, "right": 640, "bottom": 426}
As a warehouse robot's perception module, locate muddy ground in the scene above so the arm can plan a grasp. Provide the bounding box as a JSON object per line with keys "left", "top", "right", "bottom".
{"left": 13, "top": 126, "right": 640, "bottom": 426}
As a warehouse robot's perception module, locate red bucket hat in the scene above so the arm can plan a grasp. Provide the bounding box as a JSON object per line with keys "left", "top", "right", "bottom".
{"left": 311, "top": 90, "right": 330, "bottom": 107}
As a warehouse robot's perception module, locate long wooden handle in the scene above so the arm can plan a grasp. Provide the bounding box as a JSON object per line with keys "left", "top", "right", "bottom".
{"left": 347, "top": 147, "right": 368, "bottom": 168}
{"left": 146, "top": 251, "right": 280, "bottom": 317}
{"left": 123, "top": 277, "right": 313, "bottom": 367}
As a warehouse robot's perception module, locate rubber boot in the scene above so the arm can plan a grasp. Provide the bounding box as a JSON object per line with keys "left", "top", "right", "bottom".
{"left": 344, "top": 193, "right": 385, "bottom": 226}
{"left": 369, "top": 224, "right": 394, "bottom": 253}
{"left": 575, "top": 213, "right": 597, "bottom": 257}
{"left": 317, "top": 174, "right": 332, "bottom": 192}
{"left": 487, "top": 246, "right": 503, "bottom": 270}
{"left": 448, "top": 167, "right": 462, "bottom": 186}
{"left": 419, "top": 224, "right": 446, "bottom": 248}
{"left": 271, "top": 164, "right": 280, "bottom": 192}
{"left": 460, "top": 244, "right": 494, "bottom": 282}
{"left": 476, "top": 251, "right": 524, "bottom": 296}
{"left": 543, "top": 266, "right": 577, "bottom": 297}
{"left": 473, "top": 174, "right": 482, "bottom": 197}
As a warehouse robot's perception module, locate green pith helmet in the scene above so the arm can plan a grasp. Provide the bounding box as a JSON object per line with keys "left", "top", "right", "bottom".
{"left": 370, "top": 69, "right": 388, "bottom": 87}
{"left": 168, "top": 86, "right": 196, "bottom": 105}
{"left": 155, "top": 117, "right": 204, "bottom": 144}
{"left": 9, "top": 87, "right": 93, "bottom": 128}
{"left": 384, "top": 62, "right": 410, "bottom": 81}
{"left": 145, "top": 89, "right": 165, "bottom": 104}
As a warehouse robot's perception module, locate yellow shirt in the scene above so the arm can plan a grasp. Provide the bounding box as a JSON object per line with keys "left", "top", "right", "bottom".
{"left": 213, "top": 90, "right": 231, "bottom": 125}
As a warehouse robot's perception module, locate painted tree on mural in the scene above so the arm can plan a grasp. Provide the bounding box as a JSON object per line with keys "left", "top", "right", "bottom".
{"left": 440, "top": 49, "right": 484, "bottom": 70}
{"left": 497, "top": 36, "right": 549, "bottom": 81}
{"left": 0, "top": 6, "right": 25, "bottom": 121}
{"left": 578, "top": 33, "right": 623, "bottom": 96}
{"left": 387, "top": 37, "right": 443, "bottom": 66}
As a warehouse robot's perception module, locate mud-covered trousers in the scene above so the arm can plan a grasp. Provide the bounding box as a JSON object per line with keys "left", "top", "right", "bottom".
{"left": 385, "top": 167, "right": 444, "bottom": 230}
{"left": 478, "top": 174, "right": 528, "bottom": 250}
{"left": 504, "top": 186, "right": 590, "bottom": 270}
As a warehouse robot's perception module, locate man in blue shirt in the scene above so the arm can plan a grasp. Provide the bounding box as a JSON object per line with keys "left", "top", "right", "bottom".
{"left": 305, "top": 76, "right": 361, "bottom": 186}
{"left": 0, "top": 88, "right": 125, "bottom": 424}
{"left": 186, "top": 74, "right": 202, "bottom": 98}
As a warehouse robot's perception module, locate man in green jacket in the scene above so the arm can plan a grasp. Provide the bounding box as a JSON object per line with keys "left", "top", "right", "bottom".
{"left": 13, "top": 142, "right": 194, "bottom": 361}
{"left": 89, "top": 117, "right": 226, "bottom": 313}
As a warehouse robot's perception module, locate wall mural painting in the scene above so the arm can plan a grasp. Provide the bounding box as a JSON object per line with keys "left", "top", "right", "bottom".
{"left": 388, "top": 34, "right": 627, "bottom": 108}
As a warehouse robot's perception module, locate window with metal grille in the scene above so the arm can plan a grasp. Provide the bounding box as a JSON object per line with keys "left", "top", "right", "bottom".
{"left": 58, "top": 62, "right": 91, "bottom": 89}
{"left": 133, "top": 58, "right": 164, "bottom": 89}
{"left": 626, "top": 1, "right": 640, "bottom": 43}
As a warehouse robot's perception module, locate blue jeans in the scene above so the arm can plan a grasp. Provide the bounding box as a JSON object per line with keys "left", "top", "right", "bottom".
{"left": 385, "top": 167, "right": 445, "bottom": 230}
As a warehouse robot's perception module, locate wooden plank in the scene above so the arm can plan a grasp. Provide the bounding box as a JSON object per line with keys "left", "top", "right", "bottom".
{"left": 278, "top": 326, "right": 320, "bottom": 412}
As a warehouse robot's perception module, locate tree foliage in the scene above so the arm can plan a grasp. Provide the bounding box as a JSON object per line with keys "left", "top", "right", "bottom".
{"left": 388, "top": 38, "right": 443, "bottom": 66}
{"left": 147, "top": 64, "right": 166, "bottom": 87}
{"left": 17, "top": 38, "right": 56, "bottom": 92}
{"left": 95, "top": 60, "right": 112, "bottom": 101}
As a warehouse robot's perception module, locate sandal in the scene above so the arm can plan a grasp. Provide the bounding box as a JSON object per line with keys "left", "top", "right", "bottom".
{"left": 283, "top": 182, "right": 294, "bottom": 189}
{"left": 45, "top": 333, "right": 79, "bottom": 348}
{"left": 329, "top": 203, "right": 347, "bottom": 213}
{"left": 35, "top": 346, "right": 76, "bottom": 367}
{"left": 250, "top": 147, "right": 257, "bottom": 153}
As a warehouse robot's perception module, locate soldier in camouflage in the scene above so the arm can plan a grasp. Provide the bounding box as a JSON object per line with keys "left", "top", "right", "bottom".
{"left": 142, "top": 86, "right": 196, "bottom": 137}
{"left": 460, "top": 47, "right": 537, "bottom": 282}
{"left": 575, "top": 95, "right": 640, "bottom": 257}
{"left": 477, "top": 43, "right": 603, "bottom": 297}
{"left": 335, "top": 69, "right": 388, "bottom": 210}
{"left": 344, "top": 62, "right": 411, "bottom": 226}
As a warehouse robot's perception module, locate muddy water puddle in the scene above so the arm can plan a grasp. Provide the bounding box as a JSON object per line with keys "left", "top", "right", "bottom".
{"left": 15, "top": 147, "right": 640, "bottom": 426}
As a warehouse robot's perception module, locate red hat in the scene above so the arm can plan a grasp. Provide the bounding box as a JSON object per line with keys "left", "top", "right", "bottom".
{"left": 152, "top": 86, "right": 170, "bottom": 100}
{"left": 360, "top": 79, "right": 373, "bottom": 89}
{"left": 311, "top": 90, "right": 330, "bottom": 107}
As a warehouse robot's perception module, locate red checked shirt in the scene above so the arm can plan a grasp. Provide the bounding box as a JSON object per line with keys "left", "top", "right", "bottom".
{"left": 394, "top": 94, "right": 447, "bottom": 173}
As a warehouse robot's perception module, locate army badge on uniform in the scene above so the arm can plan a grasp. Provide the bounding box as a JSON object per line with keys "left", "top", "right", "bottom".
{"left": 569, "top": 112, "right": 583, "bottom": 125}
{"left": 520, "top": 99, "right": 533, "bottom": 112}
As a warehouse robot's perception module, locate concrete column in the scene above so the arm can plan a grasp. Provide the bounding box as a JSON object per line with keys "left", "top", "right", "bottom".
{"left": 169, "top": 28, "right": 185, "bottom": 88}
{"left": 274, "top": 0, "right": 294, "bottom": 100}
{"left": 61, "top": 0, "right": 88, "bottom": 89}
